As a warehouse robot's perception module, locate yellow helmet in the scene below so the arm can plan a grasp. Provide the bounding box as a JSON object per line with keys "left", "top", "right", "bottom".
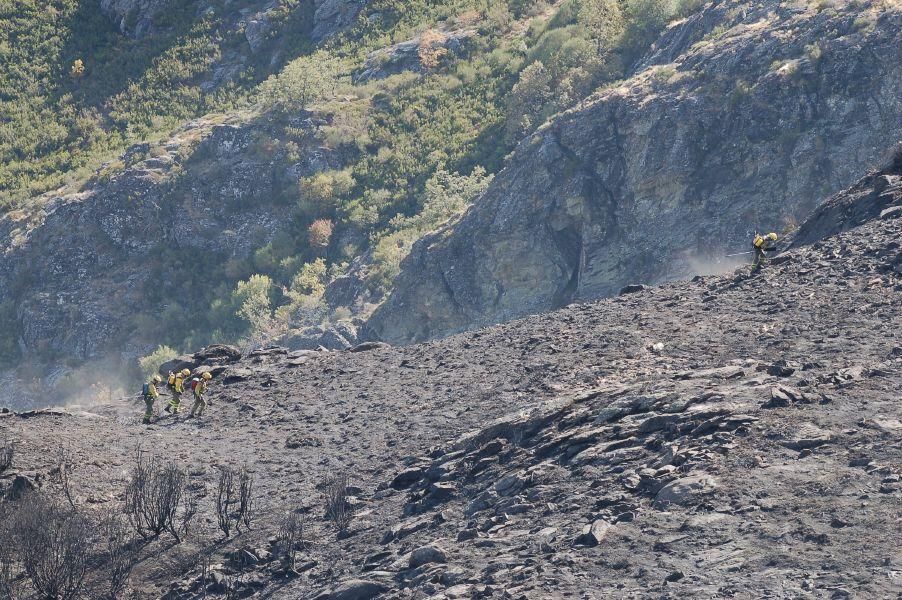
{"left": 202, "top": 372, "right": 212, "bottom": 380}
{"left": 181, "top": 368, "right": 191, "bottom": 377}
{"left": 152, "top": 375, "right": 162, "bottom": 384}
{"left": 767, "top": 232, "right": 778, "bottom": 241}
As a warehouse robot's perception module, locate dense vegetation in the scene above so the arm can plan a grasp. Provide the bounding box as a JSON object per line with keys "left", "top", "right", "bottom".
{"left": 0, "top": 0, "right": 706, "bottom": 374}
{"left": 0, "top": 0, "right": 314, "bottom": 208}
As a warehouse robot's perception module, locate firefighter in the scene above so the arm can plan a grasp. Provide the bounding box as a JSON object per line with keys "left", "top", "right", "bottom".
{"left": 188, "top": 372, "right": 213, "bottom": 418}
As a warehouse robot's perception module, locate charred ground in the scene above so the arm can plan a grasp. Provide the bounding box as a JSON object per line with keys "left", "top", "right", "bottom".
{"left": 1, "top": 161, "right": 901, "bottom": 598}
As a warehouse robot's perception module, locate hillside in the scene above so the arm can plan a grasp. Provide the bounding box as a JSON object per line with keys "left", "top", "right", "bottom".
{"left": 4, "top": 0, "right": 901, "bottom": 411}
{"left": 369, "top": 0, "right": 902, "bottom": 344}
{"left": 0, "top": 154, "right": 899, "bottom": 598}
{"left": 1, "top": 0, "right": 704, "bottom": 408}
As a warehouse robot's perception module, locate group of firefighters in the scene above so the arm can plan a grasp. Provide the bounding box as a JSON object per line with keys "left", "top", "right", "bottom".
{"left": 134, "top": 233, "right": 779, "bottom": 425}
{"left": 141, "top": 369, "right": 212, "bottom": 424}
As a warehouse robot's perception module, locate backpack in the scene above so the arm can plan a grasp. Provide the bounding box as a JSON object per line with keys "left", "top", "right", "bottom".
{"left": 142, "top": 383, "right": 150, "bottom": 398}
{"left": 167, "top": 371, "right": 176, "bottom": 387}
{"left": 190, "top": 378, "right": 200, "bottom": 392}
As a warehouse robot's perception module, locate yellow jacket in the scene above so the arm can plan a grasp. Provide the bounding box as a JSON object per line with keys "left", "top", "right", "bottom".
{"left": 147, "top": 383, "right": 159, "bottom": 399}
{"left": 174, "top": 375, "right": 185, "bottom": 394}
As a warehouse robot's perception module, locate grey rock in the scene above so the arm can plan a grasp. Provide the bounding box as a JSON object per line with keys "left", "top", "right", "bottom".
{"left": 409, "top": 544, "right": 447, "bottom": 569}
{"left": 779, "top": 424, "right": 835, "bottom": 450}
{"left": 390, "top": 467, "right": 424, "bottom": 490}
{"left": 312, "top": 0, "right": 368, "bottom": 42}
{"left": 655, "top": 474, "right": 718, "bottom": 506}
{"left": 619, "top": 284, "right": 648, "bottom": 295}
{"left": 354, "top": 29, "right": 476, "bottom": 83}
{"left": 319, "top": 328, "right": 353, "bottom": 351}
{"left": 573, "top": 520, "right": 613, "bottom": 547}
{"left": 315, "top": 579, "right": 387, "bottom": 600}
{"left": 100, "top": 0, "right": 172, "bottom": 38}
{"left": 349, "top": 341, "right": 391, "bottom": 353}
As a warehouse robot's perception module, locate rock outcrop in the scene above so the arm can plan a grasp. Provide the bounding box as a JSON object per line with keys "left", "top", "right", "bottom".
{"left": 369, "top": 0, "right": 902, "bottom": 344}
{"left": 354, "top": 28, "right": 477, "bottom": 83}
{"left": 100, "top": 0, "right": 173, "bottom": 38}
{"left": 312, "top": 0, "right": 368, "bottom": 42}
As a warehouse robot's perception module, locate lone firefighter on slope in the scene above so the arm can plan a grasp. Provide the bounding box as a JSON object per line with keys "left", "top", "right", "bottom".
{"left": 752, "top": 232, "right": 778, "bottom": 270}
{"left": 142, "top": 374, "right": 162, "bottom": 424}
{"left": 165, "top": 368, "right": 191, "bottom": 414}
{"left": 188, "top": 372, "right": 212, "bottom": 418}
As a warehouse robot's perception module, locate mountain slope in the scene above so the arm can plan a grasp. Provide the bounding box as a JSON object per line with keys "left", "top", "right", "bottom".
{"left": 1, "top": 155, "right": 899, "bottom": 598}
{"left": 369, "top": 0, "right": 902, "bottom": 344}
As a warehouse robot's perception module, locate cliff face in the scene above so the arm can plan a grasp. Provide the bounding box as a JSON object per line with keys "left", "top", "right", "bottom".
{"left": 368, "top": 0, "right": 902, "bottom": 344}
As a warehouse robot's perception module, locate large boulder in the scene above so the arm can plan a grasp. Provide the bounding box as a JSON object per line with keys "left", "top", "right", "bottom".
{"left": 314, "top": 579, "right": 387, "bottom": 600}
{"left": 158, "top": 344, "right": 242, "bottom": 376}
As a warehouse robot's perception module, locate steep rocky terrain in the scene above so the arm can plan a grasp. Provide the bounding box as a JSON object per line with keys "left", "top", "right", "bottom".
{"left": 1, "top": 155, "right": 899, "bottom": 598}
{"left": 370, "top": 0, "right": 902, "bottom": 344}
{"left": 4, "top": 0, "right": 901, "bottom": 414}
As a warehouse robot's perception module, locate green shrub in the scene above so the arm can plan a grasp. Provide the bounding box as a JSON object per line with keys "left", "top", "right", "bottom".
{"left": 258, "top": 51, "right": 345, "bottom": 113}
{"left": 138, "top": 346, "right": 179, "bottom": 379}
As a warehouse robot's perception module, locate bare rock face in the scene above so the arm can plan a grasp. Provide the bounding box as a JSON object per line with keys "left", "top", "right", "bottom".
{"left": 368, "top": 1, "right": 902, "bottom": 345}
{"left": 312, "top": 0, "right": 368, "bottom": 42}
{"left": 100, "top": 0, "right": 174, "bottom": 38}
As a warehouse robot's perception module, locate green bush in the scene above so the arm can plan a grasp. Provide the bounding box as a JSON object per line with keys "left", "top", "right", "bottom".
{"left": 138, "top": 345, "right": 179, "bottom": 379}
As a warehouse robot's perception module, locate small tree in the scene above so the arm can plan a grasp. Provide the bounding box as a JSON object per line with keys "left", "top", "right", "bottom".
{"left": 139, "top": 345, "right": 178, "bottom": 379}
{"left": 216, "top": 466, "right": 256, "bottom": 537}
{"left": 0, "top": 503, "right": 14, "bottom": 600}
{"left": 70, "top": 59, "right": 85, "bottom": 78}
{"left": 308, "top": 219, "right": 334, "bottom": 250}
{"left": 100, "top": 514, "right": 138, "bottom": 599}
{"left": 323, "top": 473, "right": 354, "bottom": 534}
{"left": 216, "top": 467, "right": 236, "bottom": 538}
{"left": 504, "top": 61, "right": 553, "bottom": 143}
{"left": 124, "top": 451, "right": 187, "bottom": 542}
{"left": 12, "top": 495, "right": 88, "bottom": 600}
{"left": 418, "top": 29, "right": 448, "bottom": 69}
{"left": 237, "top": 468, "right": 255, "bottom": 533}
{"left": 0, "top": 436, "right": 13, "bottom": 474}
{"left": 55, "top": 446, "right": 76, "bottom": 509}
{"left": 277, "top": 511, "right": 306, "bottom": 572}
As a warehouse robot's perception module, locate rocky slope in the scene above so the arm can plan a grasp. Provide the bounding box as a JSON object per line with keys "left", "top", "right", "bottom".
{"left": 1, "top": 155, "right": 899, "bottom": 598}
{"left": 0, "top": 109, "right": 353, "bottom": 407}
{"left": 369, "top": 0, "right": 902, "bottom": 345}
{"left": 101, "top": 0, "right": 362, "bottom": 43}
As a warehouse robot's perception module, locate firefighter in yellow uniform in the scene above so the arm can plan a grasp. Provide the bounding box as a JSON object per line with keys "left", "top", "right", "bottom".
{"left": 142, "top": 375, "right": 162, "bottom": 424}
{"left": 753, "top": 232, "right": 778, "bottom": 270}
{"left": 188, "top": 372, "right": 212, "bottom": 418}
{"left": 165, "top": 368, "right": 191, "bottom": 414}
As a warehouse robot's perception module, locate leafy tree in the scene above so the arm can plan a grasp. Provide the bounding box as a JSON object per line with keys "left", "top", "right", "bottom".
{"left": 233, "top": 275, "right": 275, "bottom": 333}
{"left": 308, "top": 219, "right": 334, "bottom": 250}
{"left": 504, "top": 61, "right": 553, "bottom": 142}
{"left": 258, "top": 51, "right": 344, "bottom": 113}
{"left": 138, "top": 346, "right": 178, "bottom": 379}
